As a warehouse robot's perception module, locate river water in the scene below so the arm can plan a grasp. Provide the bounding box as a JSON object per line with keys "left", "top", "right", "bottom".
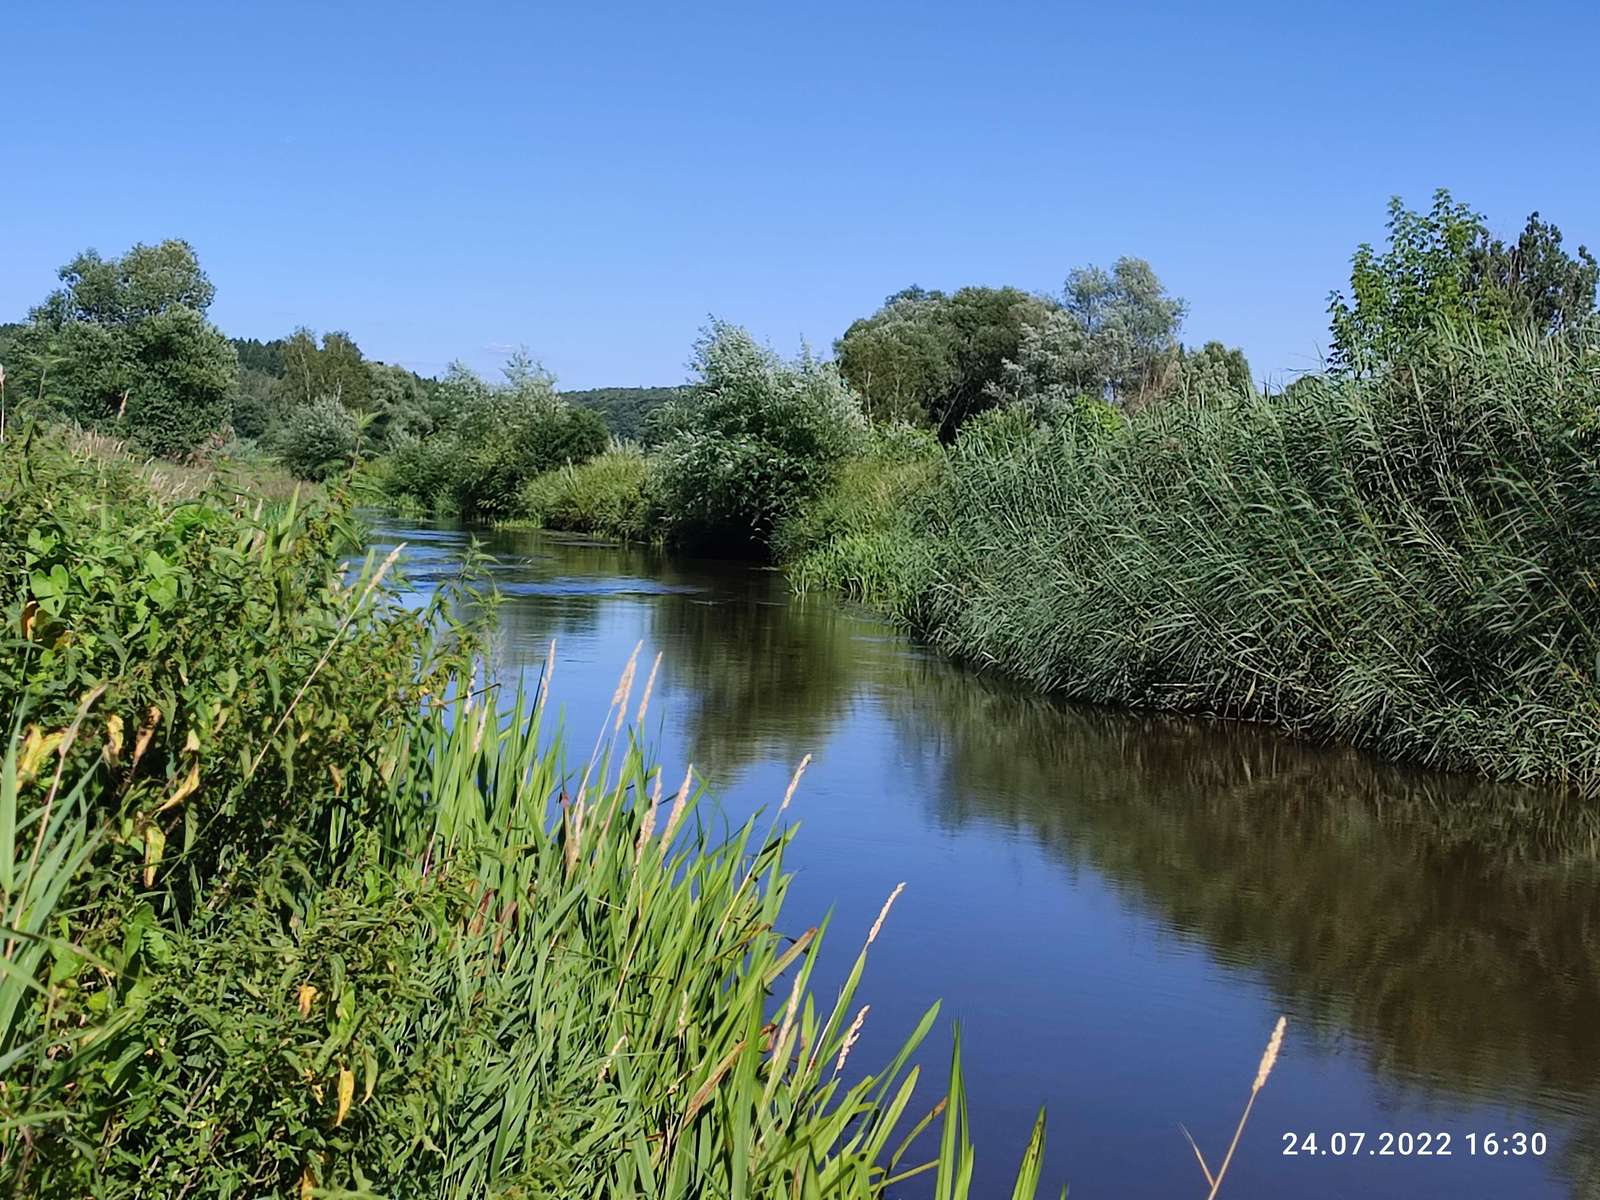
{"left": 368, "top": 515, "right": 1600, "bottom": 1200}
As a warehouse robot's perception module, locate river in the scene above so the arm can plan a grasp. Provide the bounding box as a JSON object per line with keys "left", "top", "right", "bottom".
{"left": 367, "top": 515, "right": 1600, "bottom": 1200}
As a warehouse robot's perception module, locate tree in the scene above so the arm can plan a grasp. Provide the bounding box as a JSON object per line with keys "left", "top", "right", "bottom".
{"left": 988, "top": 258, "right": 1188, "bottom": 412}
{"left": 653, "top": 321, "right": 866, "bottom": 551}
{"left": 1057, "top": 258, "right": 1187, "bottom": 405}
{"left": 1173, "top": 341, "right": 1254, "bottom": 402}
{"left": 1467, "top": 211, "right": 1598, "bottom": 337}
{"left": 279, "top": 328, "right": 373, "bottom": 413}
{"left": 559, "top": 386, "right": 685, "bottom": 443}
{"left": 7, "top": 239, "right": 236, "bottom": 457}
{"left": 1328, "top": 190, "right": 1486, "bottom": 375}
{"left": 385, "top": 356, "right": 610, "bottom": 516}
{"left": 835, "top": 286, "right": 1054, "bottom": 438}
{"left": 1328, "top": 191, "right": 1598, "bottom": 375}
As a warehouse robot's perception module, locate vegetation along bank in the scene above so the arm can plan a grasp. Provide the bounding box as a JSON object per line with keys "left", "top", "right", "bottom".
{"left": 4, "top": 189, "right": 1598, "bottom": 795}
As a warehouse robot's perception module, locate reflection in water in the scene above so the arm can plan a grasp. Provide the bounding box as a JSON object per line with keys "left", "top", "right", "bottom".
{"left": 369, "top": 517, "right": 1600, "bottom": 1199}
{"left": 875, "top": 665, "right": 1600, "bottom": 1194}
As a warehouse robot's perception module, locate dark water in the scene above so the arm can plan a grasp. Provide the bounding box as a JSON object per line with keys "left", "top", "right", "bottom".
{"left": 367, "top": 516, "right": 1600, "bottom": 1200}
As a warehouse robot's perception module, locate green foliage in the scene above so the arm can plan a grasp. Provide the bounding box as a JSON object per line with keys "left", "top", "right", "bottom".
{"left": 279, "top": 393, "right": 362, "bottom": 480}
{"left": 904, "top": 328, "right": 1600, "bottom": 791}
{"left": 835, "top": 285, "right": 1055, "bottom": 436}
{"left": 561, "top": 386, "right": 685, "bottom": 443}
{"left": 6, "top": 241, "right": 237, "bottom": 459}
{"left": 384, "top": 358, "right": 610, "bottom": 518}
{"left": 0, "top": 431, "right": 469, "bottom": 897}
{"left": 987, "top": 259, "right": 1188, "bottom": 412}
{"left": 1467, "top": 210, "right": 1599, "bottom": 336}
{"left": 512, "top": 445, "right": 651, "bottom": 540}
{"left": 1172, "top": 340, "right": 1254, "bottom": 402}
{"left": 0, "top": 433, "right": 1052, "bottom": 1198}
{"left": 777, "top": 424, "right": 944, "bottom": 616}
{"left": 1329, "top": 190, "right": 1599, "bottom": 375}
{"left": 236, "top": 330, "right": 439, "bottom": 458}
{"left": 651, "top": 322, "right": 866, "bottom": 553}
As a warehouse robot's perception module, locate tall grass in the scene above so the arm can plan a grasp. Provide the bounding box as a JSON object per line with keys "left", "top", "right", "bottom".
{"left": 507, "top": 444, "right": 652, "bottom": 541}
{"left": 778, "top": 425, "right": 945, "bottom": 621}
{"left": 800, "top": 328, "right": 1600, "bottom": 792}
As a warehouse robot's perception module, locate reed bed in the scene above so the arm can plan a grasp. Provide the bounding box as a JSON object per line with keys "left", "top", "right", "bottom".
{"left": 798, "top": 328, "right": 1600, "bottom": 792}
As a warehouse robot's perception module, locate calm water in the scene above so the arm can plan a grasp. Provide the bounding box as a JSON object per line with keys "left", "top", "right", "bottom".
{"left": 368, "top": 516, "right": 1600, "bottom": 1200}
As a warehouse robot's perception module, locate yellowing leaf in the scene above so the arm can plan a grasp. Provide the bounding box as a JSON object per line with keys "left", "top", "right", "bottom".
{"left": 184, "top": 729, "right": 200, "bottom": 754}
{"left": 142, "top": 823, "right": 166, "bottom": 887}
{"left": 299, "top": 1167, "right": 314, "bottom": 1200}
{"left": 20, "top": 600, "right": 37, "bottom": 640}
{"left": 18, "top": 726, "right": 64, "bottom": 786}
{"left": 157, "top": 762, "right": 201, "bottom": 814}
{"left": 335, "top": 1066, "right": 354, "bottom": 1126}
{"left": 297, "top": 983, "right": 319, "bottom": 1018}
{"left": 105, "top": 714, "right": 125, "bottom": 764}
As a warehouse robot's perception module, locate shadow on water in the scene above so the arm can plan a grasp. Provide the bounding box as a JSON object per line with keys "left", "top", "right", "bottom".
{"left": 367, "top": 516, "right": 1600, "bottom": 1199}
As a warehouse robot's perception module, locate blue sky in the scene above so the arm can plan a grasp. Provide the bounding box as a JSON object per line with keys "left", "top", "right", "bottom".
{"left": 6, "top": 0, "right": 1598, "bottom": 390}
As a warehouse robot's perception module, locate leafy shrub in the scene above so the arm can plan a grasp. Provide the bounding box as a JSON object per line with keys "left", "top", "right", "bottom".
{"left": 0, "top": 430, "right": 470, "bottom": 895}
{"left": 382, "top": 361, "right": 609, "bottom": 517}
{"left": 651, "top": 322, "right": 866, "bottom": 553}
{"left": 278, "top": 393, "right": 361, "bottom": 480}
{"left": 777, "top": 424, "right": 943, "bottom": 616}
{"left": 513, "top": 445, "right": 651, "bottom": 540}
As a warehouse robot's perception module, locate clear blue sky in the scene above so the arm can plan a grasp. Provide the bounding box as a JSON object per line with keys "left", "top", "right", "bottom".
{"left": 6, "top": 0, "right": 1599, "bottom": 390}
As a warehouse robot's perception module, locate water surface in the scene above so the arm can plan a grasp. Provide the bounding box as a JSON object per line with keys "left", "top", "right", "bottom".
{"left": 368, "top": 516, "right": 1600, "bottom": 1200}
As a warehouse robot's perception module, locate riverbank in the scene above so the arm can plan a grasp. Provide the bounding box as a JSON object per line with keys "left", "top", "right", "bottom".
{"left": 785, "top": 328, "right": 1600, "bottom": 794}
{"left": 482, "top": 325, "right": 1600, "bottom": 795}
{"left": 2, "top": 432, "right": 1066, "bottom": 1197}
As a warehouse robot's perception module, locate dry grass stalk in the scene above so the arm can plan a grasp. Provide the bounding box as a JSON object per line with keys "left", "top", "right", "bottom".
{"left": 660, "top": 763, "right": 694, "bottom": 849}
{"left": 534, "top": 639, "right": 556, "bottom": 716}
{"left": 779, "top": 753, "right": 811, "bottom": 813}
{"left": 865, "top": 882, "right": 905, "bottom": 949}
{"left": 633, "top": 769, "right": 663, "bottom": 863}
{"left": 1190, "top": 1015, "right": 1288, "bottom": 1200}
{"left": 833, "top": 1005, "right": 870, "bottom": 1074}
{"left": 635, "top": 651, "right": 663, "bottom": 726}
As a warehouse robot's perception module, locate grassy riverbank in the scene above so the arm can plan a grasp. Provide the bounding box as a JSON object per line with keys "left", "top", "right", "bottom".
{"left": 4, "top": 432, "right": 1074, "bottom": 1197}
{"left": 785, "top": 328, "right": 1600, "bottom": 792}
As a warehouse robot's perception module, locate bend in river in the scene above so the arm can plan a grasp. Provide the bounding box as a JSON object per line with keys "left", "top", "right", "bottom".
{"left": 369, "top": 515, "right": 1600, "bottom": 1200}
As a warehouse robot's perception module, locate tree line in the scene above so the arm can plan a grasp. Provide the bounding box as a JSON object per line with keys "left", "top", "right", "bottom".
{"left": 1, "top": 189, "right": 1594, "bottom": 506}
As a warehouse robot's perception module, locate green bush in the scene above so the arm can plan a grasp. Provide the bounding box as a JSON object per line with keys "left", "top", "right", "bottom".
{"left": 513, "top": 445, "right": 651, "bottom": 540}
{"left": 278, "top": 393, "right": 361, "bottom": 480}
{"left": 381, "top": 362, "right": 610, "bottom": 517}
{"left": 777, "top": 424, "right": 944, "bottom": 617}
{"left": 651, "top": 322, "right": 866, "bottom": 553}
{"left": 1, "top": 430, "right": 470, "bottom": 894}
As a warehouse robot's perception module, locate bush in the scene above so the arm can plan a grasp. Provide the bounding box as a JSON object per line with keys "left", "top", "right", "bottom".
{"left": 651, "top": 322, "right": 866, "bottom": 553}
{"left": 381, "top": 361, "right": 610, "bottom": 517}
{"left": 513, "top": 445, "right": 651, "bottom": 540}
{"left": 1, "top": 430, "right": 469, "bottom": 894}
{"left": 278, "top": 393, "right": 360, "bottom": 480}
{"left": 777, "top": 424, "right": 944, "bottom": 616}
